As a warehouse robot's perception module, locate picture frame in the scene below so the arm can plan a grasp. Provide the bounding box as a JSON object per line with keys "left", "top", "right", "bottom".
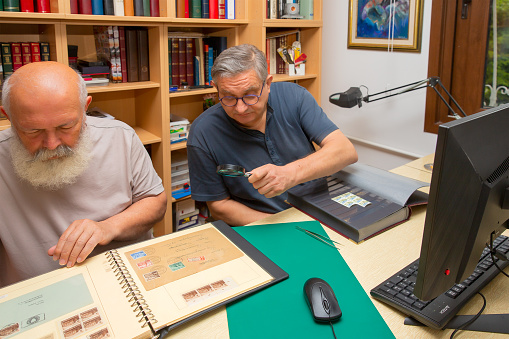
{"left": 348, "top": 0, "right": 424, "bottom": 52}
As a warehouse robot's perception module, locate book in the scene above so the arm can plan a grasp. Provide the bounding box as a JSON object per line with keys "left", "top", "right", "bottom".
{"left": 149, "top": 0, "right": 158, "bottom": 16}
{"left": 112, "top": 26, "right": 122, "bottom": 82}
{"left": 103, "top": 0, "right": 114, "bottom": 15}
{"left": 125, "top": 28, "right": 138, "bottom": 82}
{"left": 123, "top": 0, "right": 134, "bottom": 15}
{"left": 286, "top": 163, "right": 429, "bottom": 243}
{"left": 209, "top": 0, "right": 217, "bottom": 18}
{"left": 10, "top": 43, "right": 22, "bottom": 71}
{"left": 133, "top": 0, "right": 143, "bottom": 16}
{"left": 20, "top": 42, "right": 31, "bottom": 65}
{"left": 0, "top": 221, "right": 288, "bottom": 339}
{"left": 218, "top": 0, "right": 225, "bottom": 19}
{"left": 170, "top": 38, "right": 180, "bottom": 86}
{"left": 142, "top": 0, "right": 149, "bottom": 16}
{"left": 299, "top": 0, "right": 314, "bottom": 20}
{"left": 189, "top": 0, "right": 200, "bottom": 17}
{"left": 91, "top": 0, "right": 104, "bottom": 14}
{"left": 78, "top": 0, "right": 92, "bottom": 14}
{"left": 0, "top": 43, "right": 14, "bottom": 78}
{"left": 176, "top": 0, "right": 188, "bottom": 18}
{"left": 40, "top": 42, "right": 50, "bottom": 61}
{"left": 70, "top": 0, "right": 79, "bottom": 13}
{"left": 113, "top": 0, "right": 124, "bottom": 15}
{"left": 30, "top": 42, "right": 41, "bottom": 62}
{"left": 20, "top": 0, "right": 34, "bottom": 12}
{"left": 136, "top": 28, "right": 149, "bottom": 81}
{"left": 36, "top": 0, "right": 50, "bottom": 12}
{"left": 185, "top": 38, "right": 195, "bottom": 86}
{"left": 201, "top": 0, "right": 209, "bottom": 18}
{"left": 118, "top": 26, "right": 128, "bottom": 82}
{"left": 177, "top": 37, "right": 186, "bottom": 86}
{"left": 225, "top": 0, "right": 234, "bottom": 19}
{"left": 3, "top": 0, "right": 19, "bottom": 11}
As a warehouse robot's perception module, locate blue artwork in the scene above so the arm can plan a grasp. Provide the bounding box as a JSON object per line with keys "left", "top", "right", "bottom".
{"left": 356, "top": 0, "right": 410, "bottom": 39}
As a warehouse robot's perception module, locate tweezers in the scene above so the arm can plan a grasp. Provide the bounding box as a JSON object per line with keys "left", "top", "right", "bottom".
{"left": 295, "top": 226, "right": 342, "bottom": 249}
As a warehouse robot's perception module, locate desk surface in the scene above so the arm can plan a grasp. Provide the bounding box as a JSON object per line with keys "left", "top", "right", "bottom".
{"left": 166, "top": 154, "right": 509, "bottom": 339}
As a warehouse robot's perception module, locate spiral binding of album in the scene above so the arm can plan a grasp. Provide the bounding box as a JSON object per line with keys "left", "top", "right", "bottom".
{"left": 106, "top": 249, "right": 160, "bottom": 339}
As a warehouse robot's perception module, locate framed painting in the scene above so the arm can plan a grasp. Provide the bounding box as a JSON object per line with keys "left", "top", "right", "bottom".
{"left": 348, "top": 0, "right": 424, "bottom": 52}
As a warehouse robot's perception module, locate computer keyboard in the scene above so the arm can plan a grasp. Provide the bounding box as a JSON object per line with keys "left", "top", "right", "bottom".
{"left": 370, "top": 235, "right": 509, "bottom": 329}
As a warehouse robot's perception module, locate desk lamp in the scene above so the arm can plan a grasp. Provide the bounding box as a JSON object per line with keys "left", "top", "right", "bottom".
{"left": 329, "top": 76, "right": 468, "bottom": 171}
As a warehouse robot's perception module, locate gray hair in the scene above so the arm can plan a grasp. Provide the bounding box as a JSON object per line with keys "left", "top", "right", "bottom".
{"left": 1, "top": 68, "right": 88, "bottom": 117}
{"left": 211, "top": 44, "right": 268, "bottom": 84}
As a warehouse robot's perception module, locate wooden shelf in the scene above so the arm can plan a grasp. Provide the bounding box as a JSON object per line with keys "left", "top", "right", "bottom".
{"left": 0, "top": 120, "right": 10, "bottom": 132}
{"left": 263, "top": 19, "right": 322, "bottom": 28}
{"left": 134, "top": 127, "right": 161, "bottom": 145}
{"left": 86, "top": 81, "right": 160, "bottom": 93}
{"left": 171, "top": 141, "right": 187, "bottom": 151}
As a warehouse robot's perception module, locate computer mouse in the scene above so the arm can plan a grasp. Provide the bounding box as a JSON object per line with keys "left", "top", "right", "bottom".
{"left": 304, "top": 277, "right": 342, "bottom": 322}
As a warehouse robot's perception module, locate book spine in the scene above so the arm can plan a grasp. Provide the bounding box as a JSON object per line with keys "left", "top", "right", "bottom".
{"left": 208, "top": 46, "right": 213, "bottom": 83}
{"left": 0, "top": 0, "right": 3, "bottom": 11}
{"left": 125, "top": 28, "right": 139, "bottom": 82}
{"left": 142, "top": 0, "right": 149, "bottom": 16}
{"left": 112, "top": 26, "right": 122, "bottom": 82}
{"left": 20, "top": 0, "right": 34, "bottom": 12}
{"left": 11, "top": 43, "right": 22, "bottom": 71}
{"left": 185, "top": 38, "right": 194, "bottom": 86}
{"left": 30, "top": 42, "right": 41, "bottom": 62}
{"left": 1, "top": 43, "right": 14, "bottom": 77}
{"left": 79, "top": 0, "right": 92, "bottom": 13}
{"left": 113, "top": 0, "right": 124, "bottom": 15}
{"left": 225, "top": 0, "right": 234, "bottom": 19}
{"left": 103, "top": 0, "right": 114, "bottom": 15}
{"left": 218, "top": 0, "right": 224, "bottom": 19}
{"left": 203, "top": 44, "right": 209, "bottom": 85}
{"left": 176, "top": 0, "right": 185, "bottom": 17}
{"left": 170, "top": 38, "right": 180, "bottom": 86}
{"left": 39, "top": 42, "right": 50, "bottom": 61}
{"left": 105, "top": 250, "right": 158, "bottom": 335}
{"left": 119, "top": 26, "right": 128, "bottom": 82}
{"left": 70, "top": 0, "right": 79, "bottom": 13}
{"left": 177, "top": 38, "right": 186, "bottom": 86}
{"left": 3, "top": 0, "right": 19, "bottom": 11}
{"left": 149, "top": 0, "right": 158, "bottom": 16}
{"left": 209, "top": 0, "right": 217, "bottom": 18}
{"left": 189, "top": 0, "right": 200, "bottom": 18}
{"left": 137, "top": 28, "right": 150, "bottom": 81}
{"left": 133, "top": 0, "right": 143, "bottom": 15}
{"left": 20, "top": 42, "right": 32, "bottom": 65}
{"left": 168, "top": 37, "right": 172, "bottom": 87}
{"left": 91, "top": 0, "right": 104, "bottom": 14}
{"left": 201, "top": 0, "right": 209, "bottom": 18}
{"left": 36, "top": 0, "right": 50, "bottom": 12}
{"left": 123, "top": 0, "right": 133, "bottom": 15}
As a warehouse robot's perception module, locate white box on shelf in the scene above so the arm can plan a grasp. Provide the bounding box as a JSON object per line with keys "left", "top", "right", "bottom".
{"left": 170, "top": 114, "right": 190, "bottom": 141}
{"left": 288, "top": 63, "right": 305, "bottom": 76}
{"left": 176, "top": 208, "right": 199, "bottom": 231}
{"left": 171, "top": 152, "right": 189, "bottom": 173}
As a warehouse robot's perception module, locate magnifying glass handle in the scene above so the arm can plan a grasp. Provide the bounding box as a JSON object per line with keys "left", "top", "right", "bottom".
{"left": 245, "top": 173, "right": 252, "bottom": 178}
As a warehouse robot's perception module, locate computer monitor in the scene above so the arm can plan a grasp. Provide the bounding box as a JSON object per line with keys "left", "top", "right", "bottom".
{"left": 414, "top": 104, "right": 509, "bottom": 301}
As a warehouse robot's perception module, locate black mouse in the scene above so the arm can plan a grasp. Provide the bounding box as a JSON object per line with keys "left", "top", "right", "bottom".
{"left": 304, "top": 278, "right": 342, "bottom": 322}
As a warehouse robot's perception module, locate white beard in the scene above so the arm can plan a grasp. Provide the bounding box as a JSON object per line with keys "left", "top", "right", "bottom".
{"left": 9, "top": 127, "right": 93, "bottom": 191}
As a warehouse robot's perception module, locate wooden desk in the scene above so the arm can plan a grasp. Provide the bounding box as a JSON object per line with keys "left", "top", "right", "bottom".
{"left": 165, "top": 154, "right": 509, "bottom": 338}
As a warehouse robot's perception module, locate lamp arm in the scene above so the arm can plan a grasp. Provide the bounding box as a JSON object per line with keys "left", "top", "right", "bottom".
{"left": 363, "top": 77, "right": 467, "bottom": 119}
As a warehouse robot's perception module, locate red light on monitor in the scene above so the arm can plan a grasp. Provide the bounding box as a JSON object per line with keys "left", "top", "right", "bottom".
{"left": 444, "top": 269, "right": 450, "bottom": 276}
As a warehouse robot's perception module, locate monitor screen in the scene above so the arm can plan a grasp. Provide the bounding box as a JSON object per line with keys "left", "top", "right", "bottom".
{"left": 414, "top": 104, "right": 509, "bottom": 301}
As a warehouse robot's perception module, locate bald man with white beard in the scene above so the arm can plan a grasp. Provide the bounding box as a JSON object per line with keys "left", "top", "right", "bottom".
{"left": 0, "top": 62, "right": 167, "bottom": 287}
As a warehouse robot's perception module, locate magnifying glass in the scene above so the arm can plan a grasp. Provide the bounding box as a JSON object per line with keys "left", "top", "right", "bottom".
{"left": 216, "top": 164, "right": 252, "bottom": 177}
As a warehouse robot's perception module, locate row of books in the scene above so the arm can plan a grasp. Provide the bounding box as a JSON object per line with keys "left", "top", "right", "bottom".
{"left": 267, "top": 0, "right": 314, "bottom": 20}
{"left": 91, "top": 26, "right": 150, "bottom": 84}
{"left": 168, "top": 33, "right": 226, "bottom": 88}
{"left": 0, "top": 42, "right": 50, "bottom": 80}
{"left": 0, "top": 0, "right": 50, "bottom": 12}
{"left": 266, "top": 29, "right": 300, "bottom": 75}
{"left": 71, "top": 0, "right": 160, "bottom": 16}
{"left": 176, "top": 0, "right": 235, "bottom": 19}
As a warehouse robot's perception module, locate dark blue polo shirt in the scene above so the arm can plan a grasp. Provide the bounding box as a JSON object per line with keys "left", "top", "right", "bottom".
{"left": 187, "top": 81, "right": 339, "bottom": 214}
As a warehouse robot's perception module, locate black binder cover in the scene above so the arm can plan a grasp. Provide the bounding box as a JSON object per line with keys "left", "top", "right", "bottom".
{"left": 161, "top": 220, "right": 288, "bottom": 334}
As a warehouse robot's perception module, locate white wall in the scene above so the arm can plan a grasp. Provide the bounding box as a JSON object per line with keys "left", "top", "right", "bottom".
{"left": 321, "top": 0, "right": 437, "bottom": 170}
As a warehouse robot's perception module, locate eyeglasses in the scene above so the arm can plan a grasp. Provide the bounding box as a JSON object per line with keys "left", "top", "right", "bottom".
{"left": 218, "top": 82, "right": 265, "bottom": 107}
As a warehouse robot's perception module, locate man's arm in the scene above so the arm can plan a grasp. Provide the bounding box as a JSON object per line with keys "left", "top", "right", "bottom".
{"left": 48, "top": 191, "right": 167, "bottom": 267}
{"left": 207, "top": 197, "right": 273, "bottom": 226}
{"left": 249, "top": 129, "right": 358, "bottom": 198}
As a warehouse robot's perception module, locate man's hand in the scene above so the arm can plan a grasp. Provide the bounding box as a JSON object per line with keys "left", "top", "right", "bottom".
{"left": 47, "top": 219, "right": 116, "bottom": 268}
{"left": 248, "top": 164, "right": 295, "bottom": 198}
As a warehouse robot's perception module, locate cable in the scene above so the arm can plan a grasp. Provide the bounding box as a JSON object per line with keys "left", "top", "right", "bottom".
{"left": 449, "top": 292, "right": 487, "bottom": 339}
{"left": 329, "top": 320, "right": 337, "bottom": 339}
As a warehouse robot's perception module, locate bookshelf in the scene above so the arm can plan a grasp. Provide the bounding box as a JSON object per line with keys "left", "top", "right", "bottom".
{"left": 0, "top": 0, "right": 323, "bottom": 236}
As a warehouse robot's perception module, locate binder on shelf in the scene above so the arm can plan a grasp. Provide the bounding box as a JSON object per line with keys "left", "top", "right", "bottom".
{"left": 0, "top": 221, "right": 288, "bottom": 339}
{"left": 287, "top": 163, "right": 429, "bottom": 243}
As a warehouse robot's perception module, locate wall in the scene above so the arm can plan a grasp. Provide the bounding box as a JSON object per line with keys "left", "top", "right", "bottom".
{"left": 321, "top": 0, "right": 437, "bottom": 170}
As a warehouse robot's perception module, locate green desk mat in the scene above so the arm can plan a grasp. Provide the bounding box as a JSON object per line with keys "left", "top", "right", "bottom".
{"left": 228, "top": 220, "right": 394, "bottom": 339}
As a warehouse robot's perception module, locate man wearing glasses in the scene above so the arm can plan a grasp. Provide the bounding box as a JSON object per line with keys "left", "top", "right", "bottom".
{"left": 187, "top": 44, "right": 357, "bottom": 226}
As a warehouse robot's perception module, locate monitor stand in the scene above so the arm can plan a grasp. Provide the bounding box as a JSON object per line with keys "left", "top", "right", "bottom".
{"left": 404, "top": 314, "right": 509, "bottom": 334}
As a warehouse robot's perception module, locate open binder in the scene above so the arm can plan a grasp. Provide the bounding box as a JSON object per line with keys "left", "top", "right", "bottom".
{"left": 0, "top": 221, "right": 288, "bottom": 339}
